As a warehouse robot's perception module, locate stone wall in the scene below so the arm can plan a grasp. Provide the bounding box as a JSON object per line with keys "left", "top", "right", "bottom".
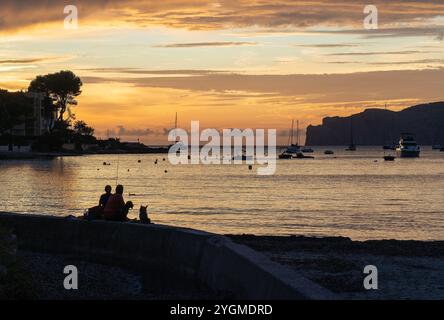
{"left": 0, "top": 212, "right": 334, "bottom": 299}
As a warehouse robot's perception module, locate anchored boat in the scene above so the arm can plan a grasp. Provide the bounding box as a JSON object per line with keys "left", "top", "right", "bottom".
{"left": 384, "top": 155, "right": 395, "bottom": 161}
{"left": 396, "top": 133, "right": 420, "bottom": 158}
{"left": 279, "top": 119, "right": 301, "bottom": 159}
{"left": 345, "top": 117, "right": 356, "bottom": 151}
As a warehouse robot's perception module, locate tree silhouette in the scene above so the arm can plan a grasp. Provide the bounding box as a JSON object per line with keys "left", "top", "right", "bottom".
{"left": 73, "top": 120, "right": 94, "bottom": 136}
{"left": 28, "top": 70, "right": 82, "bottom": 122}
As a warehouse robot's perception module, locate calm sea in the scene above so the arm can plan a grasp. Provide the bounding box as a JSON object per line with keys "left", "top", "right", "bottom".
{"left": 1, "top": 147, "right": 443, "bottom": 240}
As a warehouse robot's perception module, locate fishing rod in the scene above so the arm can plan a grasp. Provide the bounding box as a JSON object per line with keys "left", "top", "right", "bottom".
{"left": 115, "top": 153, "right": 120, "bottom": 186}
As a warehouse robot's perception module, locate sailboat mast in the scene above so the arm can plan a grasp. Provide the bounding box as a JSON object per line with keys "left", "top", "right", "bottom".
{"left": 297, "top": 120, "right": 300, "bottom": 146}
{"left": 175, "top": 112, "right": 179, "bottom": 142}
{"left": 290, "top": 119, "right": 294, "bottom": 145}
{"left": 175, "top": 112, "right": 178, "bottom": 130}
{"left": 384, "top": 103, "right": 387, "bottom": 146}
{"left": 350, "top": 117, "right": 354, "bottom": 145}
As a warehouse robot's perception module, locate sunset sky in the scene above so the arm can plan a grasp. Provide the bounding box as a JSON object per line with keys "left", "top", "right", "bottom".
{"left": 0, "top": 0, "right": 443, "bottom": 144}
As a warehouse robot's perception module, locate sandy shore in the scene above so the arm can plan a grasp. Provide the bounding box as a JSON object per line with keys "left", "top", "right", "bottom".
{"left": 229, "top": 235, "right": 444, "bottom": 299}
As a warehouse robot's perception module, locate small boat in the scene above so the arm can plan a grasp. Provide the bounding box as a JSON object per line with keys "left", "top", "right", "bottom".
{"left": 284, "top": 144, "right": 301, "bottom": 154}
{"left": 293, "top": 152, "right": 314, "bottom": 159}
{"left": 324, "top": 150, "right": 334, "bottom": 155}
{"left": 382, "top": 109, "right": 396, "bottom": 161}
{"left": 278, "top": 153, "right": 293, "bottom": 159}
{"left": 345, "top": 117, "right": 357, "bottom": 151}
{"left": 382, "top": 104, "right": 396, "bottom": 151}
{"left": 396, "top": 133, "right": 420, "bottom": 158}
{"left": 301, "top": 147, "right": 314, "bottom": 153}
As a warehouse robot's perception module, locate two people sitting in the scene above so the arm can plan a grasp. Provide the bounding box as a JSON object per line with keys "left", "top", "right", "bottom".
{"left": 103, "top": 185, "right": 133, "bottom": 221}
{"left": 86, "top": 184, "right": 146, "bottom": 222}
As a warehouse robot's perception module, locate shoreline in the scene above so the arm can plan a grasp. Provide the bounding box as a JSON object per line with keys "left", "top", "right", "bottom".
{"left": 230, "top": 235, "right": 444, "bottom": 299}
{"left": 0, "top": 149, "right": 170, "bottom": 160}
{"left": 228, "top": 234, "right": 444, "bottom": 257}
{"left": 14, "top": 234, "right": 444, "bottom": 300}
{"left": 1, "top": 213, "right": 443, "bottom": 299}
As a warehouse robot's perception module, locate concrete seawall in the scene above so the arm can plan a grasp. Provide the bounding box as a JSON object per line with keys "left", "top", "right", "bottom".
{"left": 0, "top": 212, "right": 334, "bottom": 299}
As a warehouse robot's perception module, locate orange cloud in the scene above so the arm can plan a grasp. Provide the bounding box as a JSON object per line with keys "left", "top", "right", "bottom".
{"left": 74, "top": 68, "right": 443, "bottom": 144}
{"left": 81, "top": 68, "right": 444, "bottom": 104}
{"left": 0, "top": 0, "right": 443, "bottom": 33}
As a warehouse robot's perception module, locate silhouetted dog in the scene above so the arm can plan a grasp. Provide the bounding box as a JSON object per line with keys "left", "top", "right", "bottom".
{"left": 139, "top": 205, "right": 151, "bottom": 224}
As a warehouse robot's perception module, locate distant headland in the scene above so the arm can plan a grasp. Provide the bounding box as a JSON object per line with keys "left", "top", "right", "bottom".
{"left": 306, "top": 102, "right": 444, "bottom": 146}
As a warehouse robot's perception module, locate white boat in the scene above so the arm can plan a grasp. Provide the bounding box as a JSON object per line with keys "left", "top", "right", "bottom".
{"left": 396, "top": 133, "right": 420, "bottom": 158}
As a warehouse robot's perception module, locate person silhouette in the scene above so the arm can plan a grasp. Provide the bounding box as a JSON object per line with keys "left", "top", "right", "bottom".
{"left": 99, "top": 185, "right": 112, "bottom": 207}
{"left": 104, "top": 185, "right": 133, "bottom": 221}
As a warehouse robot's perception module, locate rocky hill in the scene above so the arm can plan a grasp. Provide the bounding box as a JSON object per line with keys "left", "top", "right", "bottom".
{"left": 305, "top": 102, "right": 444, "bottom": 146}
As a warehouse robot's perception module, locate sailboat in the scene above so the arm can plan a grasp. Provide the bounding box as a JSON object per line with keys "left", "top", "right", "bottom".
{"left": 345, "top": 117, "right": 356, "bottom": 151}
{"left": 279, "top": 120, "right": 314, "bottom": 159}
{"left": 169, "top": 112, "right": 180, "bottom": 146}
{"left": 169, "top": 112, "right": 189, "bottom": 157}
{"left": 383, "top": 104, "right": 396, "bottom": 161}
{"left": 279, "top": 120, "right": 300, "bottom": 159}
{"left": 432, "top": 136, "right": 441, "bottom": 150}
{"left": 382, "top": 104, "right": 396, "bottom": 150}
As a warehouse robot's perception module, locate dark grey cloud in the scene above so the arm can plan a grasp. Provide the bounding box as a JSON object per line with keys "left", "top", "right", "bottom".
{"left": 296, "top": 43, "right": 359, "bottom": 48}
{"left": 325, "top": 50, "right": 436, "bottom": 56}
{"left": 327, "top": 59, "right": 444, "bottom": 66}
{"left": 367, "top": 59, "right": 444, "bottom": 66}
{"left": 310, "top": 27, "right": 444, "bottom": 39}
{"left": 0, "top": 57, "right": 56, "bottom": 64}
{"left": 326, "top": 61, "right": 361, "bottom": 64}
{"left": 80, "top": 68, "right": 230, "bottom": 75}
{"left": 152, "top": 42, "right": 258, "bottom": 48}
